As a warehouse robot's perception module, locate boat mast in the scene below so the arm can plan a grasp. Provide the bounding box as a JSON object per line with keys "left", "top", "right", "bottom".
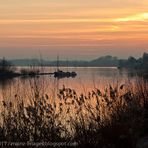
{"left": 66, "top": 58, "right": 68, "bottom": 72}
{"left": 57, "top": 54, "right": 59, "bottom": 71}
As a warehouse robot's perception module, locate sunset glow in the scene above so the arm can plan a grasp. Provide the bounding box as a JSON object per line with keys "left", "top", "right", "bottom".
{"left": 0, "top": 0, "right": 148, "bottom": 59}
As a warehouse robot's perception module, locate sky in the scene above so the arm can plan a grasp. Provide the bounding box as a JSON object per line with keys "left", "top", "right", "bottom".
{"left": 0, "top": 0, "right": 148, "bottom": 60}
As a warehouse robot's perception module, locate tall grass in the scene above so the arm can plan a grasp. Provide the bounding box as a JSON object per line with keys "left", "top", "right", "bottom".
{"left": 0, "top": 78, "right": 147, "bottom": 147}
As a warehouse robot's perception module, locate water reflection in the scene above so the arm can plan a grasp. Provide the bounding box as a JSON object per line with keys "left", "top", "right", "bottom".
{"left": 0, "top": 67, "right": 147, "bottom": 100}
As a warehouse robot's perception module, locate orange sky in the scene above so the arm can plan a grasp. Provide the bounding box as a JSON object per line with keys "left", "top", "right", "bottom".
{"left": 0, "top": 0, "right": 148, "bottom": 59}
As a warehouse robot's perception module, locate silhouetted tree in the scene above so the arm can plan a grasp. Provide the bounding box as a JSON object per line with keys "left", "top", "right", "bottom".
{"left": 0, "top": 57, "right": 15, "bottom": 73}
{"left": 143, "top": 53, "right": 148, "bottom": 64}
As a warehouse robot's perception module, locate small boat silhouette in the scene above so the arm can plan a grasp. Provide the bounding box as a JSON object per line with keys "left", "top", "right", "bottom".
{"left": 54, "top": 70, "right": 77, "bottom": 78}
{"left": 54, "top": 55, "right": 77, "bottom": 78}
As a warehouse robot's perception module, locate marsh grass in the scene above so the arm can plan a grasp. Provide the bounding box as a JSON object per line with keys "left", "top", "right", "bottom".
{"left": 0, "top": 78, "right": 147, "bottom": 148}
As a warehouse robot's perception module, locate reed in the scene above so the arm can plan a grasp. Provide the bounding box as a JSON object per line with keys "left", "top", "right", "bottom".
{"left": 0, "top": 78, "right": 147, "bottom": 147}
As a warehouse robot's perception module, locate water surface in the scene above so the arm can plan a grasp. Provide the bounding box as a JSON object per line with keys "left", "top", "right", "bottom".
{"left": 0, "top": 67, "right": 140, "bottom": 101}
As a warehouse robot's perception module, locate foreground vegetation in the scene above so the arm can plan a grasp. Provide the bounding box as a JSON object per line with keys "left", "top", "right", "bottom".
{"left": 0, "top": 78, "right": 148, "bottom": 148}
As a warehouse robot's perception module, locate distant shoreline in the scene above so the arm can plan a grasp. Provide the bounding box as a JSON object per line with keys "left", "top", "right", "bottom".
{"left": 16, "top": 66, "right": 118, "bottom": 68}
{"left": 7, "top": 53, "right": 147, "bottom": 69}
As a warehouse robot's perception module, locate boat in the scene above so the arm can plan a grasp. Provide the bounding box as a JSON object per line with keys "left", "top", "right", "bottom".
{"left": 54, "top": 56, "right": 77, "bottom": 78}
{"left": 54, "top": 70, "right": 77, "bottom": 78}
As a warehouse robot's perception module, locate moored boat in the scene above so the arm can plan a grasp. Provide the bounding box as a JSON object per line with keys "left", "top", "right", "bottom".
{"left": 54, "top": 70, "right": 77, "bottom": 78}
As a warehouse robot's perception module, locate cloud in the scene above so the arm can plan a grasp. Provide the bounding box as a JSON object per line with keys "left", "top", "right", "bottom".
{"left": 115, "top": 13, "right": 148, "bottom": 22}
